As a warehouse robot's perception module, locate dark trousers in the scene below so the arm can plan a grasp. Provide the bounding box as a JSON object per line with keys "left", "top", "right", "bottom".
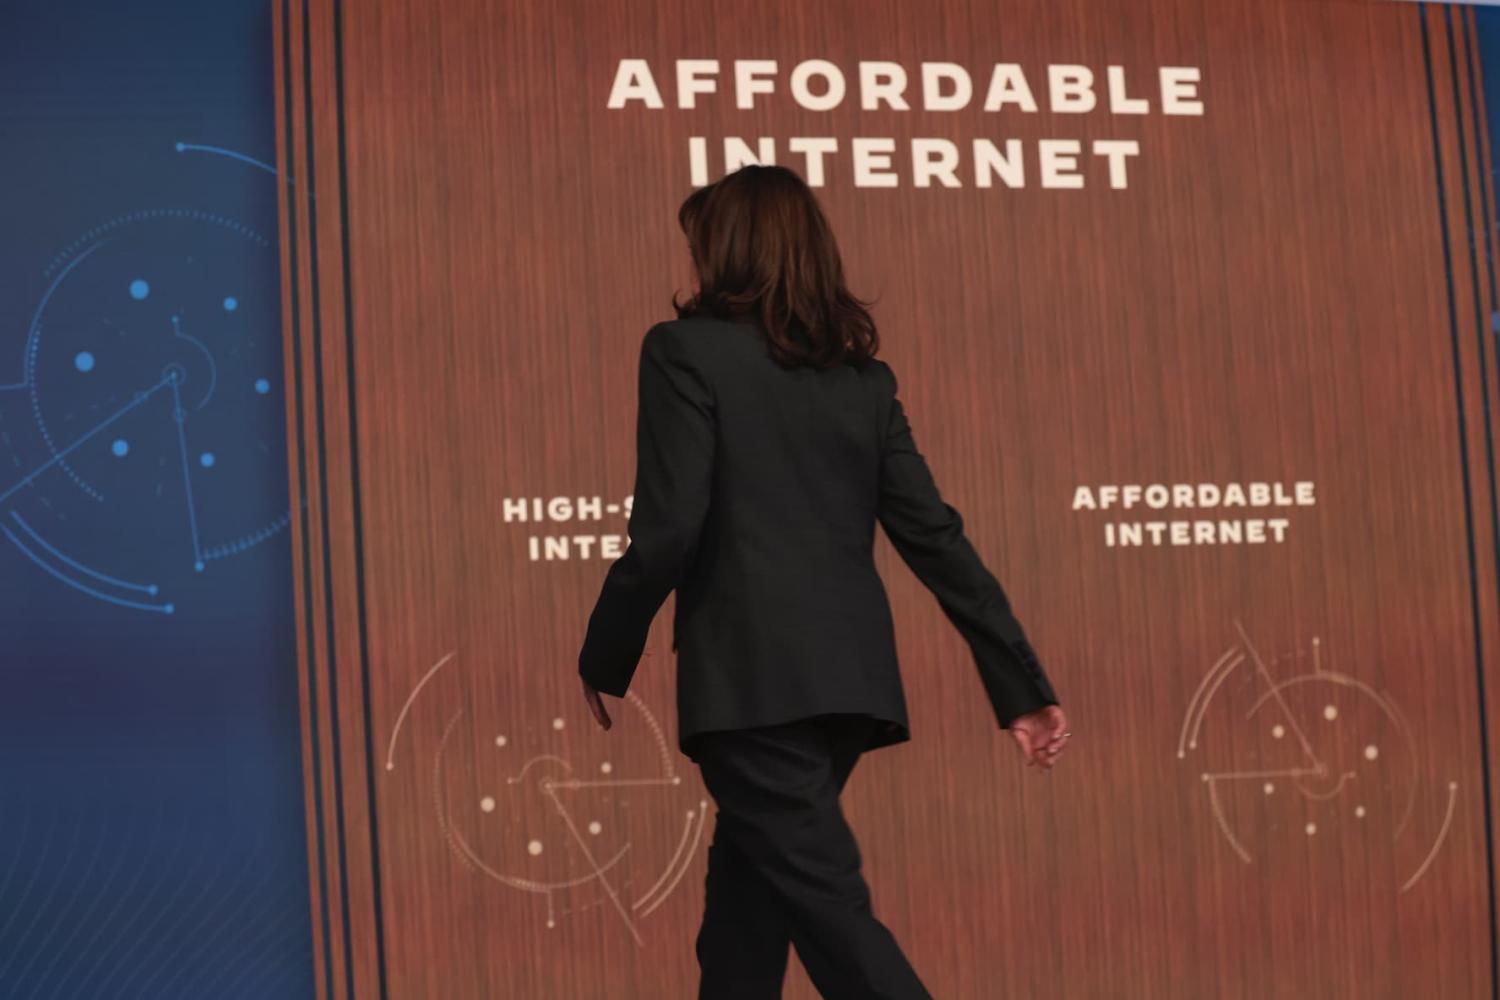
{"left": 690, "top": 713, "right": 933, "bottom": 1000}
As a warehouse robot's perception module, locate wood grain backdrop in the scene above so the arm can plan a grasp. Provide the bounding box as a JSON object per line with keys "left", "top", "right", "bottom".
{"left": 273, "top": 0, "right": 1500, "bottom": 996}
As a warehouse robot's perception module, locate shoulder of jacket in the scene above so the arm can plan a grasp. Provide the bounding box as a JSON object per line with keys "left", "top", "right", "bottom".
{"left": 638, "top": 322, "right": 720, "bottom": 403}
{"left": 646, "top": 316, "right": 754, "bottom": 358}
{"left": 639, "top": 320, "right": 691, "bottom": 356}
{"left": 865, "top": 356, "right": 897, "bottom": 393}
{"left": 657, "top": 315, "right": 746, "bottom": 336}
{"left": 640, "top": 320, "right": 695, "bottom": 360}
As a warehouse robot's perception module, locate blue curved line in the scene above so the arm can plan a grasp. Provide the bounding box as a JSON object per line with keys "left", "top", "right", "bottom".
{"left": 132, "top": 843, "right": 283, "bottom": 1000}
{"left": 0, "top": 525, "right": 172, "bottom": 613}
{"left": 170, "top": 315, "right": 217, "bottom": 410}
{"left": 24, "top": 240, "right": 105, "bottom": 382}
{"left": 45, "top": 800, "right": 164, "bottom": 998}
{"left": 201, "top": 510, "right": 291, "bottom": 561}
{"left": 6, "top": 814, "right": 108, "bottom": 992}
{"left": 160, "top": 880, "right": 301, "bottom": 999}
{"left": 106, "top": 813, "right": 245, "bottom": 1000}
{"left": 0, "top": 822, "right": 84, "bottom": 986}
{"left": 81, "top": 815, "right": 210, "bottom": 1000}
{"left": 0, "top": 812, "right": 61, "bottom": 987}
{"left": 26, "top": 240, "right": 112, "bottom": 499}
{"left": 9, "top": 511, "right": 156, "bottom": 594}
{"left": 0, "top": 810, "right": 33, "bottom": 963}
{"left": 19, "top": 809, "right": 133, "bottom": 1000}
{"left": 46, "top": 210, "right": 269, "bottom": 279}
{"left": 208, "top": 912, "right": 315, "bottom": 1000}
{"left": 174, "top": 142, "right": 277, "bottom": 176}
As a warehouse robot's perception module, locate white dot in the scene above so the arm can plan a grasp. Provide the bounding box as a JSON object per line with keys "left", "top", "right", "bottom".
{"left": 1364, "top": 744, "right": 1379, "bottom": 761}
{"left": 1355, "top": 806, "right": 1367, "bottom": 819}
{"left": 528, "top": 839, "right": 543, "bottom": 856}
{"left": 588, "top": 821, "right": 602, "bottom": 835}
{"left": 1305, "top": 822, "right": 1317, "bottom": 836}
{"left": 1263, "top": 783, "right": 1274, "bottom": 795}
{"left": 1323, "top": 705, "right": 1338, "bottom": 721}
{"left": 1272, "top": 725, "right": 1285, "bottom": 739}
{"left": 599, "top": 761, "right": 612, "bottom": 774}
{"left": 495, "top": 735, "right": 507, "bottom": 747}
{"left": 552, "top": 717, "right": 565, "bottom": 731}
{"left": 480, "top": 796, "right": 495, "bottom": 813}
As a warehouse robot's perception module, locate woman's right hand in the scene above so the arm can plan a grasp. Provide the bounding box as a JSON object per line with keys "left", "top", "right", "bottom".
{"left": 1009, "top": 705, "right": 1070, "bottom": 772}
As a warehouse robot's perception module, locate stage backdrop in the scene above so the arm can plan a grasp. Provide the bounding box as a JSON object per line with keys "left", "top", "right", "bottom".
{"left": 275, "top": 0, "right": 1500, "bottom": 996}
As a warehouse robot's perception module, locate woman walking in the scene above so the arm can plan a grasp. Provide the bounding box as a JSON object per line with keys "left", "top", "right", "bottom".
{"left": 577, "top": 164, "right": 1070, "bottom": 999}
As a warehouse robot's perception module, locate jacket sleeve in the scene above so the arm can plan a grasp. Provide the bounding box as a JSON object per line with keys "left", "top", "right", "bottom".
{"left": 873, "top": 360, "right": 1059, "bottom": 727}
{"left": 578, "top": 324, "right": 716, "bottom": 697}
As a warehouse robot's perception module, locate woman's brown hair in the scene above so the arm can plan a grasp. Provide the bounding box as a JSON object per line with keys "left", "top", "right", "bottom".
{"left": 673, "top": 164, "right": 879, "bottom": 369}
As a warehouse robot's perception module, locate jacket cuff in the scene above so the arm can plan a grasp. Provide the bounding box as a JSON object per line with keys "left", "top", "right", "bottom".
{"left": 578, "top": 649, "right": 632, "bottom": 698}
{"left": 986, "top": 638, "right": 1060, "bottom": 727}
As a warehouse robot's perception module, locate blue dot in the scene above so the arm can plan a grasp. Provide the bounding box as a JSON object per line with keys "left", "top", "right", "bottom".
{"left": 254, "top": 378, "right": 271, "bottom": 394}
{"left": 199, "top": 452, "right": 215, "bottom": 468}
{"left": 174, "top": 142, "right": 185, "bottom": 152}
{"left": 164, "top": 603, "right": 176, "bottom": 614}
{"left": 129, "top": 279, "right": 149, "bottom": 300}
{"left": 111, "top": 439, "right": 128, "bottom": 457}
{"left": 194, "top": 561, "right": 204, "bottom": 572}
{"left": 74, "top": 351, "right": 95, "bottom": 373}
{"left": 223, "top": 296, "right": 238, "bottom": 312}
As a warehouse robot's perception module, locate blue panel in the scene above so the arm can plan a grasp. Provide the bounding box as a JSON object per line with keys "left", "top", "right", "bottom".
{"left": 0, "top": 1, "right": 313, "bottom": 996}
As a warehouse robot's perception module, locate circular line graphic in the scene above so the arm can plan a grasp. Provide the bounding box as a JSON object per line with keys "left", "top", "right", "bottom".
{"left": 1179, "top": 621, "right": 1458, "bottom": 892}
{"left": 395, "top": 651, "right": 706, "bottom": 944}
{"left": 1, "top": 169, "right": 292, "bottom": 613}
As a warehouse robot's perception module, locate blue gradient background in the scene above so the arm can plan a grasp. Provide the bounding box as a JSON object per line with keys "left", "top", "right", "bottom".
{"left": 0, "top": 1, "right": 312, "bottom": 997}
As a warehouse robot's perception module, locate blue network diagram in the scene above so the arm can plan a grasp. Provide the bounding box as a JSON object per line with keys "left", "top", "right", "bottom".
{"left": 3, "top": 195, "right": 290, "bottom": 612}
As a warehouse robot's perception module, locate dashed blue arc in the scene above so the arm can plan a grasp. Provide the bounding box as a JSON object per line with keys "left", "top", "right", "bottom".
{"left": 201, "top": 510, "right": 291, "bottom": 562}
{"left": 26, "top": 241, "right": 111, "bottom": 501}
{"left": 44, "top": 209, "right": 270, "bottom": 279}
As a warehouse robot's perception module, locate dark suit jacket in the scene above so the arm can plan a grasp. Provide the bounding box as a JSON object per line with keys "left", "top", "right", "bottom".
{"left": 578, "top": 315, "right": 1059, "bottom": 756}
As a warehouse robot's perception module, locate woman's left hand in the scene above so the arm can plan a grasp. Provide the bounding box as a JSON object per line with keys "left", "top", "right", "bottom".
{"left": 1009, "top": 704, "right": 1069, "bottom": 772}
{"left": 581, "top": 677, "right": 612, "bottom": 731}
